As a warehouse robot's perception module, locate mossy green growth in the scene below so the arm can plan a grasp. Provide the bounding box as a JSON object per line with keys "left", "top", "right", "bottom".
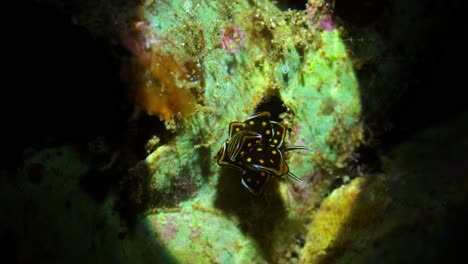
{"left": 81, "top": 0, "right": 362, "bottom": 263}
{"left": 121, "top": 0, "right": 364, "bottom": 262}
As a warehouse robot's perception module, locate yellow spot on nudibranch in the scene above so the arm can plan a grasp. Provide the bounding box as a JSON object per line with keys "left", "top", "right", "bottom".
{"left": 235, "top": 128, "right": 240, "bottom": 132}
{"left": 273, "top": 139, "right": 278, "bottom": 144}
{"left": 276, "top": 131, "right": 280, "bottom": 135}
{"left": 249, "top": 121, "right": 254, "bottom": 126}
{"left": 242, "top": 170, "right": 246, "bottom": 175}
{"left": 272, "top": 150, "right": 277, "bottom": 155}
{"left": 247, "top": 177, "right": 252, "bottom": 182}
{"left": 242, "top": 123, "right": 246, "bottom": 128}
{"left": 260, "top": 172, "right": 266, "bottom": 177}
{"left": 270, "top": 159, "right": 274, "bottom": 163}
{"left": 259, "top": 159, "right": 264, "bottom": 164}
{"left": 247, "top": 143, "right": 252, "bottom": 147}
{"left": 266, "top": 130, "right": 271, "bottom": 135}
{"left": 261, "top": 121, "right": 267, "bottom": 126}
{"left": 247, "top": 157, "right": 252, "bottom": 162}
{"left": 257, "top": 147, "right": 263, "bottom": 151}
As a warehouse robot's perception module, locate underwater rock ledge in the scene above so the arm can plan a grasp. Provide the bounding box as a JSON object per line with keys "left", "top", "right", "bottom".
{"left": 106, "top": 0, "right": 363, "bottom": 262}
{"left": 65, "top": 0, "right": 363, "bottom": 262}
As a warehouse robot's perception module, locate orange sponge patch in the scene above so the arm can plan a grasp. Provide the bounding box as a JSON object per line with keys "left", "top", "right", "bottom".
{"left": 133, "top": 51, "right": 196, "bottom": 121}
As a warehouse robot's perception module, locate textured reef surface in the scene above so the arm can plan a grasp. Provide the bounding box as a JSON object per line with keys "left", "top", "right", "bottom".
{"left": 112, "top": 0, "right": 361, "bottom": 262}
{"left": 2, "top": 0, "right": 467, "bottom": 263}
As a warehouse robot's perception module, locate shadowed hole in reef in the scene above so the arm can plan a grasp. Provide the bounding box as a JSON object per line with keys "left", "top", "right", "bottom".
{"left": 213, "top": 92, "right": 300, "bottom": 261}
{"left": 194, "top": 144, "right": 214, "bottom": 182}
{"left": 254, "top": 94, "right": 288, "bottom": 121}
{"left": 275, "top": 0, "right": 308, "bottom": 11}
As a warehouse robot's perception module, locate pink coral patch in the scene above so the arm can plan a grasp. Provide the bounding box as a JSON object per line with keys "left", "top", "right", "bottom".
{"left": 153, "top": 217, "right": 178, "bottom": 245}
{"left": 320, "top": 15, "right": 334, "bottom": 32}
{"left": 220, "top": 25, "right": 245, "bottom": 55}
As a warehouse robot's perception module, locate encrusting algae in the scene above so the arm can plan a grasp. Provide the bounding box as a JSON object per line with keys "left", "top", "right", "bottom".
{"left": 120, "top": 17, "right": 198, "bottom": 121}
{"left": 47, "top": 0, "right": 371, "bottom": 262}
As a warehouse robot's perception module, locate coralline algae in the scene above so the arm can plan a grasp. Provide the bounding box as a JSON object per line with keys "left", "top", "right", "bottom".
{"left": 111, "top": 0, "right": 363, "bottom": 262}
{"left": 15, "top": 0, "right": 363, "bottom": 263}
{"left": 6, "top": 0, "right": 468, "bottom": 263}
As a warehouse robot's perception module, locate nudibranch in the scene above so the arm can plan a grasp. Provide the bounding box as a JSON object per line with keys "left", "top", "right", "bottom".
{"left": 215, "top": 112, "right": 308, "bottom": 195}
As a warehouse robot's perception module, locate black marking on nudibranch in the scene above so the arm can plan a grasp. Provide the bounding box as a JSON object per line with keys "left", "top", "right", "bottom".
{"left": 215, "top": 112, "right": 309, "bottom": 195}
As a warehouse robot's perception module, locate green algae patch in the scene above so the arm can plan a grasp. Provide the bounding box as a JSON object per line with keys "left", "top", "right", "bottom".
{"left": 148, "top": 201, "right": 260, "bottom": 263}
{"left": 71, "top": 0, "right": 363, "bottom": 262}
{"left": 116, "top": 0, "right": 363, "bottom": 262}
{"left": 9, "top": 0, "right": 468, "bottom": 263}
{"left": 122, "top": 0, "right": 363, "bottom": 262}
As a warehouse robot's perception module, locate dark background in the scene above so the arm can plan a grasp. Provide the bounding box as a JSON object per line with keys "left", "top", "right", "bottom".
{"left": 2, "top": 0, "right": 467, "bottom": 263}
